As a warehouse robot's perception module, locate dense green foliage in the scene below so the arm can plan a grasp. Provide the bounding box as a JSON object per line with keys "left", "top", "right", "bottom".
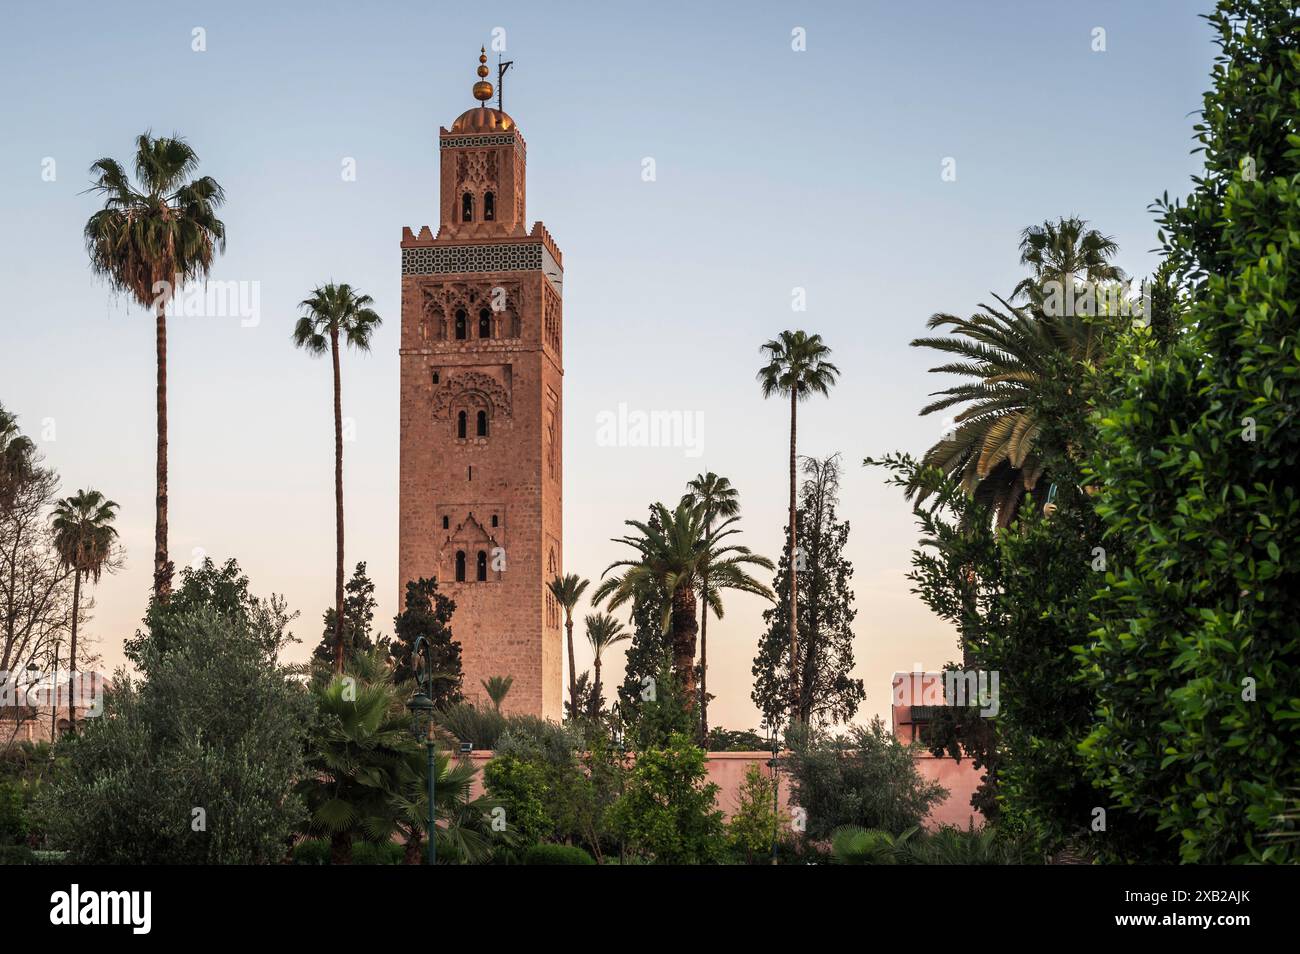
{"left": 607, "top": 733, "right": 725, "bottom": 864}
{"left": 783, "top": 718, "right": 946, "bottom": 842}
{"left": 312, "top": 561, "right": 383, "bottom": 666}
{"left": 39, "top": 598, "right": 312, "bottom": 864}
{"left": 388, "top": 577, "right": 463, "bottom": 706}
{"left": 726, "top": 763, "right": 788, "bottom": 863}
{"left": 1079, "top": 0, "right": 1300, "bottom": 863}
{"left": 753, "top": 454, "right": 863, "bottom": 727}
{"left": 523, "top": 843, "right": 597, "bottom": 865}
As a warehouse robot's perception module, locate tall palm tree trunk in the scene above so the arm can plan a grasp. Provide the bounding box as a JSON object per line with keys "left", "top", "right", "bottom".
{"left": 67, "top": 569, "right": 80, "bottom": 734}
{"left": 331, "top": 330, "right": 345, "bottom": 675}
{"left": 787, "top": 390, "right": 799, "bottom": 724}
{"left": 154, "top": 300, "right": 170, "bottom": 599}
{"left": 565, "top": 612, "right": 577, "bottom": 717}
{"left": 699, "top": 572, "right": 709, "bottom": 742}
{"left": 671, "top": 586, "right": 699, "bottom": 702}
{"left": 592, "top": 657, "right": 602, "bottom": 719}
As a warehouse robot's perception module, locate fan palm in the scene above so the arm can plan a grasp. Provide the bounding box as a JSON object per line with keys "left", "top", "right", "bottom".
{"left": 547, "top": 573, "right": 590, "bottom": 719}
{"left": 594, "top": 499, "right": 772, "bottom": 702}
{"left": 84, "top": 133, "right": 226, "bottom": 599}
{"left": 50, "top": 489, "right": 119, "bottom": 734}
{"left": 757, "top": 330, "right": 839, "bottom": 721}
{"left": 1011, "top": 216, "right": 1124, "bottom": 307}
{"left": 684, "top": 472, "right": 739, "bottom": 738}
{"left": 0, "top": 405, "right": 36, "bottom": 512}
{"left": 909, "top": 295, "right": 1112, "bottom": 526}
{"left": 299, "top": 653, "right": 421, "bottom": 864}
{"left": 584, "top": 612, "right": 629, "bottom": 717}
{"left": 293, "top": 283, "right": 382, "bottom": 674}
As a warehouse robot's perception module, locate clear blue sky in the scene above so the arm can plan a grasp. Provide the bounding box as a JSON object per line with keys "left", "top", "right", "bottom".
{"left": 0, "top": 0, "right": 1216, "bottom": 729}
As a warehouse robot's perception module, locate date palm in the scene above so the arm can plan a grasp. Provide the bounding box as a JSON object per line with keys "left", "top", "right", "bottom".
{"left": 910, "top": 295, "right": 1110, "bottom": 526}
{"left": 84, "top": 133, "right": 226, "bottom": 599}
{"left": 50, "top": 489, "right": 119, "bottom": 733}
{"left": 757, "top": 330, "right": 839, "bottom": 723}
{"left": 0, "top": 405, "right": 36, "bottom": 513}
{"left": 584, "top": 612, "right": 629, "bottom": 717}
{"left": 293, "top": 283, "right": 382, "bottom": 674}
{"left": 684, "top": 472, "right": 740, "bottom": 739}
{"left": 594, "top": 499, "right": 772, "bottom": 703}
{"left": 547, "top": 573, "right": 590, "bottom": 719}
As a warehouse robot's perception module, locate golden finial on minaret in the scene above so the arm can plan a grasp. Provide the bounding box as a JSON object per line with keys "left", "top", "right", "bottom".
{"left": 472, "top": 46, "right": 494, "bottom": 103}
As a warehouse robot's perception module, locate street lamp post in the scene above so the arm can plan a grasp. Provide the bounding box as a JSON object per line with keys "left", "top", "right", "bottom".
{"left": 406, "top": 635, "right": 438, "bottom": 866}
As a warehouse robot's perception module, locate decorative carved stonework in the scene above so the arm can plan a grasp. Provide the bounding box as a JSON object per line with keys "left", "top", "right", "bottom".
{"left": 431, "top": 369, "right": 512, "bottom": 420}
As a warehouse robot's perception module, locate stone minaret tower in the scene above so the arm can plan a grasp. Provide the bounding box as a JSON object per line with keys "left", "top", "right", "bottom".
{"left": 399, "top": 48, "right": 564, "bottom": 719}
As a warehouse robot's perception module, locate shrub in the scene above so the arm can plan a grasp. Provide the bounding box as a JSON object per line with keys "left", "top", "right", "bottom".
{"left": 830, "top": 826, "right": 918, "bottom": 865}
{"left": 292, "top": 837, "right": 403, "bottom": 865}
{"left": 0, "top": 845, "right": 35, "bottom": 865}
{"left": 727, "top": 764, "right": 789, "bottom": 863}
{"left": 292, "top": 838, "right": 331, "bottom": 865}
{"left": 522, "top": 843, "right": 596, "bottom": 866}
{"left": 784, "top": 717, "right": 946, "bottom": 841}
{"left": 38, "top": 581, "right": 313, "bottom": 864}
{"left": 608, "top": 733, "right": 725, "bottom": 864}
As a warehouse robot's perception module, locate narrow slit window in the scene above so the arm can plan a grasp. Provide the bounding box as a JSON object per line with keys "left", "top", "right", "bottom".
{"left": 462, "top": 192, "right": 474, "bottom": 222}
{"left": 454, "top": 309, "right": 467, "bottom": 340}
{"left": 455, "top": 550, "right": 466, "bottom": 582}
{"left": 479, "top": 308, "right": 491, "bottom": 339}
{"left": 477, "top": 410, "right": 488, "bottom": 437}
{"left": 484, "top": 192, "right": 495, "bottom": 221}
{"left": 457, "top": 411, "right": 467, "bottom": 439}
{"left": 476, "top": 550, "right": 488, "bottom": 581}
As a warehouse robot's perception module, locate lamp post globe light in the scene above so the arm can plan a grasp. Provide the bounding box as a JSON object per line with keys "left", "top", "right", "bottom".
{"left": 406, "top": 635, "right": 438, "bottom": 866}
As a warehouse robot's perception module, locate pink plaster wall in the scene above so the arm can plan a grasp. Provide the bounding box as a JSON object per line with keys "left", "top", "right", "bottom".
{"left": 460, "top": 745, "right": 981, "bottom": 830}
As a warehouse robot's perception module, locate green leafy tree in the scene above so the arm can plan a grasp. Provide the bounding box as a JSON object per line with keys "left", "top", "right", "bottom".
{"left": 1081, "top": 0, "right": 1300, "bottom": 863}
{"left": 727, "top": 764, "right": 789, "bottom": 864}
{"left": 753, "top": 454, "right": 863, "bottom": 727}
{"left": 38, "top": 601, "right": 311, "bottom": 863}
{"left": 50, "top": 489, "right": 118, "bottom": 734}
{"left": 293, "top": 283, "right": 382, "bottom": 673}
{"left": 389, "top": 578, "right": 462, "bottom": 707}
{"left": 84, "top": 133, "right": 226, "bottom": 599}
{"left": 783, "top": 718, "right": 946, "bottom": 842}
{"left": 757, "top": 330, "right": 840, "bottom": 721}
{"left": 311, "top": 561, "right": 381, "bottom": 666}
{"left": 608, "top": 732, "right": 725, "bottom": 864}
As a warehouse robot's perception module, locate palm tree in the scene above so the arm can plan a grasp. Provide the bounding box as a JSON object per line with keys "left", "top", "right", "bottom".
{"left": 0, "top": 405, "right": 36, "bottom": 513}
{"left": 50, "top": 489, "right": 119, "bottom": 734}
{"left": 909, "top": 294, "right": 1113, "bottom": 526}
{"left": 684, "top": 473, "right": 752, "bottom": 739}
{"left": 481, "top": 675, "right": 513, "bottom": 713}
{"left": 757, "top": 330, "right": 839, "bottom": 722}
{"left": 84, "top": 133, "right": 226, "bottom": 600}
{"left": 547, "top": 573, "right": 590, "bottom": 718}
{"left": 1011, "top": 216, "right": 1124, "bottom": 307}
{"left": 293, "top": 283, "right": 382, "bottom": 674}
{"left": 583, "top": 613, "right": 629, "bottom": 717}
{"left": 594, "top": 500, "right": 772, "bottom": 703}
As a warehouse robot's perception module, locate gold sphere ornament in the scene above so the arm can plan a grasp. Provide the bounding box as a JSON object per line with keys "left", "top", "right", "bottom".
{"left": 473, "top": 80, "right": 494, "bottom": 101}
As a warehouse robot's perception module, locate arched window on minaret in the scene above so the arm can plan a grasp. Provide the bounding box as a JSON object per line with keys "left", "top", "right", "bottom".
{"left": 455, "top": 550, "right": 467, "bottom": 582}
{"left": 462, "top": 192, "right": 474, "bottom": 222}
{"left": 478, "top": 308, "right": 491, "bottom": 338}
{"left": 455, "top": 309, "right": 467, "bottom": 340}
{"left": 484, "top": 191, "right": 495, "bottom": 221}
{"left": 477, "top": 410, "right": 488, "bottom": 437}
{"left": 476, "top": 550, "right": 488, "bottom": 581}
{"left": 457, "top": 410, "right": 468, "bottom": 439}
